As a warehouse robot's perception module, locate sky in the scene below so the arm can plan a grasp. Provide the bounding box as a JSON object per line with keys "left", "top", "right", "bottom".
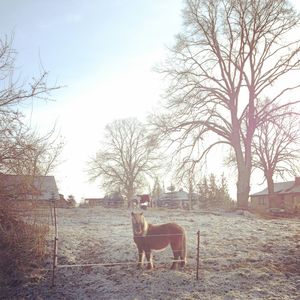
{"left": 1, "top": 0, "right": 300, "bottom": 201}
{"left": 1, "top": 0, "right": 184, "bottom": 201}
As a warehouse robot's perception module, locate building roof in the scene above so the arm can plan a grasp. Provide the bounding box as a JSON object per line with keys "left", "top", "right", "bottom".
{"left": 283, "top": 184, "right": 300, "bottom": 194}
{"left": 0, "top": 174, "right": 59, "bottom": 200}
{"left": 251, "top": 180, "right": 300, "bottom": 197}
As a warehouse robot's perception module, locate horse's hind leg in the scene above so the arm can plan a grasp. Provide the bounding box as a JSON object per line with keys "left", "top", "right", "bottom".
{"left": 180, "top": 233, "right": 187, "bottom": 268}
{"left": 179, "top": 245, "right": 186, "bottom": 268}
{"left": 180, "top": 255, "right": 186, "bottom": 268}
{"left": 171, "top": 245, "right": 181, "bottom": 270}
{"left": 171, "top": 252, "right": 180, "bottom": 270}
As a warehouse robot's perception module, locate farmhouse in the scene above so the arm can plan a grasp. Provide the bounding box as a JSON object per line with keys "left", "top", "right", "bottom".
{"left": 250, "top": 177, "right": 300, "bottom": 214}
{"left": 84, "top": 198, "right": 105, "bottom": 207}
{"left": 103, "top": 192, "right": 124, "bottom": 207}
{"left": 157, "top": 190, "right": 189, "bottom": 209}
{"left": 0, "top": 173, "right": 60, "bottom": 203}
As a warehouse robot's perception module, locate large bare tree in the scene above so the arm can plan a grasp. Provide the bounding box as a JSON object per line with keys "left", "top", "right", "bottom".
{"left": 88, "top": 118, "right": 160, "bottom": 207}
{"left": 253, "top": 109, "right": 300, "bottom": 195}
{"left": 152, "top": 0, "right": 300, "bottom": 208}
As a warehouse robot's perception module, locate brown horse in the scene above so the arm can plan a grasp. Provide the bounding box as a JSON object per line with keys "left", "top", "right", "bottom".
{"left": 131, "top": 212, "right": 186, "bottom": 270}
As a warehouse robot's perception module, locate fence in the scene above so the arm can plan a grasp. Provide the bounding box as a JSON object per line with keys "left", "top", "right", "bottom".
{"left": 50, "top": 201, "right": 201, "bottom": 287}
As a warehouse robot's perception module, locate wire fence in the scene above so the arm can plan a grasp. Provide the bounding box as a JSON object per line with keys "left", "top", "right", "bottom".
{"left": 56, "top": 259, "right": 186, "bottom": 269}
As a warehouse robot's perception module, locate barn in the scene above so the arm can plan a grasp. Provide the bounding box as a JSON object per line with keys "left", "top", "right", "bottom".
{"left": 0, "top": 173, "right": 60, "bottom": 204}
{"left": 84, "top": 198, "right": 105, "bottom": 207}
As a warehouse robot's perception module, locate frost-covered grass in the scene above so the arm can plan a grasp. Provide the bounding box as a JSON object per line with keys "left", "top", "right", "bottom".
{"left": 7, "top": 207, "right": 300, "bottom": 299}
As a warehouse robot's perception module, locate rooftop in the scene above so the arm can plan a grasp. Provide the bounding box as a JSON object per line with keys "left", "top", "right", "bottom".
{"left": 251, "top": 178, "right": 300, "bottom": 197}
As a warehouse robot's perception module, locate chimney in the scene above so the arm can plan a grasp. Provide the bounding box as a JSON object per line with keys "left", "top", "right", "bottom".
{"left": 295, "top": 177, "right": 300, "bottom": 186}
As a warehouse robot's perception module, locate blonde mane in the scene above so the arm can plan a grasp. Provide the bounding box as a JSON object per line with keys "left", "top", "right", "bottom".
{"left": 131, "top": 212, "right": 148, "bottom": 236}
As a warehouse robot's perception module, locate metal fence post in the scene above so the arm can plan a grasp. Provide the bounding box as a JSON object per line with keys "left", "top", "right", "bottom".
{"left": 196, "top": 230, "right": 200, "bottom": 280}
{"left": 51, "top": 196, "right": 58, "bottom": 288}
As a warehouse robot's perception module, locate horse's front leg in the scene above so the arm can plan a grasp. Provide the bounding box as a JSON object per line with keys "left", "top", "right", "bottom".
{"left": 137, "top": 247, "right": 144, "bottom": 269}
{"left": 145, "top": 248, "right": 153, "bottom": 270}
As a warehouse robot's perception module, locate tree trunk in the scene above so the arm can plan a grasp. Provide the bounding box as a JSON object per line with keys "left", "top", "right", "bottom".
{"left": 235, "top": 149, "right": 251, "bottom": 210}
{"left": 232, "top": 113, "right": 252, "bottom": 210}
{"left": 188, "top": 179, "right": 193, "bottom": 211}
{"left": 236, "top": 171, "right": 250, "bottom": 209}
{"left": 266, "top": 175, "right": 274, "bottom": 194}
{"left": 188, "top": 190, "right": 192, "bottom": 211}
{"left": 230, "top": 107, "right": 250, "bottom": 209}
{"left": 126, "top": 186, "right": 134, "bottom": 209}
{"left": 266, "top": 175, "right": 275, "bottom": 210}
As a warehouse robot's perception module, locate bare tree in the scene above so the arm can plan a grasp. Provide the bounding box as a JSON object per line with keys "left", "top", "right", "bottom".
{"left": 0, "top": 37, "right": 62, "bottom": 174}
{"left": 152, "top": 0, "right": 300, "bottom": 208}
{"left": 0, "top": 35, "right": 58, "bottom": 112}
{"left": 0, "top": 35, "right": 62, "bottom": 283}
{"left": 3, "top": 125, "right": 64, "bottom": 177}
{"left": 88, "top": 118, "right": 161, "bottom": 208}
{"left": 0, "top": 111, "right": 26, "bottom": 171}
{"left": 253, "top": 110, "right": 300, "bottom": 195}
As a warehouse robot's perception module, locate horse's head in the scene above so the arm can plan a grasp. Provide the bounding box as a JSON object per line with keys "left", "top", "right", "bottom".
{"left": 131, "top": 212, "right": 148, "bottom": 236}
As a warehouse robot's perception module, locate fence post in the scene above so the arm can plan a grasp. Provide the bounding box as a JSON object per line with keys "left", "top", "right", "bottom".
{"left": 196, "top": 230, "right": 200, "bottom": 280}
{"left": 51, "top": 196, "right": 58, "bottom": 288}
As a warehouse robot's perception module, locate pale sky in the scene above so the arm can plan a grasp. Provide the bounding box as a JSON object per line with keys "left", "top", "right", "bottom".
{"left": 1, "top": 0, "right": 300, "bottom": 201}
{"left": 1, "top": 0, "right": 184, "bottom": 200}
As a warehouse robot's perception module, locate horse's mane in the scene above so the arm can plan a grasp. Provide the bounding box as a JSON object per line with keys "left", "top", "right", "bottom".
{"left": 142, "top": 215, "right": 149, "bottom": 235}
{"left": 131, "top": 212, "right": 149, "bottom": 236}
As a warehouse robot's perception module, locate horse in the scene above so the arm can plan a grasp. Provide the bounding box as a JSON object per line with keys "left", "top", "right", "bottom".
{"left": 131, "top": 212, "right": 186, "bottom": 270}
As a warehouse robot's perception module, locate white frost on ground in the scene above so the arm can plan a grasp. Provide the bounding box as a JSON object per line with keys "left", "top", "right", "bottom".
{"left": 10, "top": 207, "right": 300, "bottom": 299}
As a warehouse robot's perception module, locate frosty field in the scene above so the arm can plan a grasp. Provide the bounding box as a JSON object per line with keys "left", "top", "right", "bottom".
{"left": 8, "top": 206, "right": 300, "bottom": 299}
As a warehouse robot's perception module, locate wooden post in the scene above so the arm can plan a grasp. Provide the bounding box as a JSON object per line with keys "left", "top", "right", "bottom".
{"left": 196, "top": 230, "right": 200, "bottom": 280}
{"left": 51, "top": 197, "right": 58, "bottom": 288}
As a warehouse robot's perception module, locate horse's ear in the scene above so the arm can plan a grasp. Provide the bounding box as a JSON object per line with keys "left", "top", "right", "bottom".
{"left": 140, "top": 212, "right": 143, "bottom": 216}
{"left": 131, "top": 212, "right": 134, "bottom": 216}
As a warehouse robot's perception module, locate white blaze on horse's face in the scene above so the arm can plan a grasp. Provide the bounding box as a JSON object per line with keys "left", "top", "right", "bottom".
{"left": 131, "top": 212, "right": 146, "bottom": 236}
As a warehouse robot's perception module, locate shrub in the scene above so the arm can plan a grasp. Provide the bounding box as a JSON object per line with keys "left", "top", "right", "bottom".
{"left": 0, "top": 202, "right": 49, "bottom": 288}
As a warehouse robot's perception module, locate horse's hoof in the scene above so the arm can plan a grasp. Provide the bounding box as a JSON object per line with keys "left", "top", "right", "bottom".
{"left": 147, "top": 264, "right": 153, "bottom": 270}
{"left": 137, "top": 264, "right": 142, "bottom": 270}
